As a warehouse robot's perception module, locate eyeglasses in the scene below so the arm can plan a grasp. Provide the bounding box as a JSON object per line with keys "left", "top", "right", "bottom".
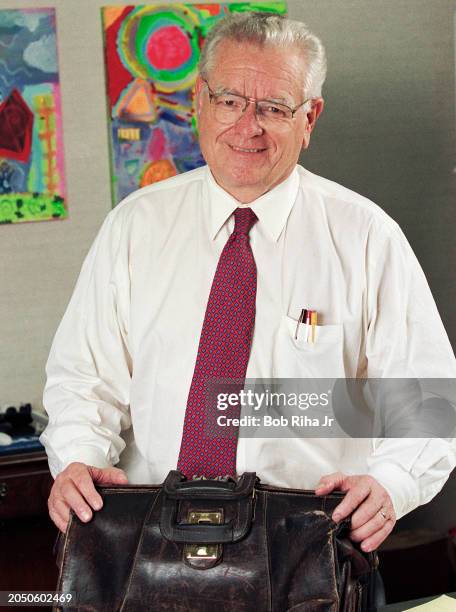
{"left": 202, "top": 78, "right": 310, "bottom": 126}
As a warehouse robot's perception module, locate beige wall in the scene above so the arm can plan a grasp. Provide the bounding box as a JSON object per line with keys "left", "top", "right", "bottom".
{"left": 1, "top": 0, "right": 117, "bottom": 408}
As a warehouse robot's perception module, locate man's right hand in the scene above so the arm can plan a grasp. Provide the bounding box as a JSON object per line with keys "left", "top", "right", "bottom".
{"left": 48, "top": 462, "right": 129, "bottom": 533}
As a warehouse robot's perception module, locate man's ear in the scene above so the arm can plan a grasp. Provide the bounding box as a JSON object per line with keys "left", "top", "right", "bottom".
{"left": 302, "top": 97, "right": 324, "bottom": 150}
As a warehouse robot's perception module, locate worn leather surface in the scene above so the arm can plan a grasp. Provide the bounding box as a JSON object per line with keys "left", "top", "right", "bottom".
{"left": 54, "top": 473, "right": 377, "bottom": 612}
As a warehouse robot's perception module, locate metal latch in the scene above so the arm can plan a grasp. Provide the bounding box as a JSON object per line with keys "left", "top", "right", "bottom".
{"left": 183, "top": 510, "right": 223, "bottom": 568}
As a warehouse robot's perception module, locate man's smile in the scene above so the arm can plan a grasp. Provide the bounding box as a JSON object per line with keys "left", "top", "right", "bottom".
{"left": 228, "top": 144, "right": 268, "bottom": 154}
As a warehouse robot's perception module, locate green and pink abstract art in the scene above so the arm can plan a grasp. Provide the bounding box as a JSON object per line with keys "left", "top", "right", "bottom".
{"left": 102, "top": 2, "right": 287, "bottom": 205}
{"left": 0, "top": 8, "right": 67, "bottom": 224}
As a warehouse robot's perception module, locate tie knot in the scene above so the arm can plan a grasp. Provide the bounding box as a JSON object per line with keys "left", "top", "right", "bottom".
{"left": 233, "top": 207, "right": 257, "bottom": 235}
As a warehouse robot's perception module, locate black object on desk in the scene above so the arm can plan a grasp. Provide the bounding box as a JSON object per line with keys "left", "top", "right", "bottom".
{"left": 0, "top": 405, "right": 46, "bottom": 456}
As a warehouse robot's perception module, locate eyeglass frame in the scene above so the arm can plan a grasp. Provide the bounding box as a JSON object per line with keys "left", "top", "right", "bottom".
{"left": 201, "top": 78, "right": 312, "bottom": 123}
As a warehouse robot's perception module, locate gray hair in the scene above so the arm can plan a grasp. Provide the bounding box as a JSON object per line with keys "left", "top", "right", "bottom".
{"left": 198, "top": 12, "right": 327, "bottom": 99}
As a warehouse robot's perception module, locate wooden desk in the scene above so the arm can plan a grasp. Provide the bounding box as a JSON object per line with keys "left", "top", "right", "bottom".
{"left": 0, "top": 451, "right": 59, "bottom": 606}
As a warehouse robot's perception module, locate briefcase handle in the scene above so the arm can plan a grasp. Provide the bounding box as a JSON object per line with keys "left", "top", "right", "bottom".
{"left": 163, "top": 470, "right": 257, "bottom": 499}
{"left": 159, "top": 470, "right": 256, "bottom": 544}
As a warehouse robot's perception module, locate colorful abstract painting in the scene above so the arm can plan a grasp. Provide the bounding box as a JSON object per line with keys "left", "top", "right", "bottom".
{"left": 0, "top": 8, "right": 66, "bottom": 224}
{"left": 102, "top": 3, "right": 287, "bottom": 205}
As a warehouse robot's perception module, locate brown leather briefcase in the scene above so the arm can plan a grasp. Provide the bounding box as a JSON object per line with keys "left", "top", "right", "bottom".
{"left": 54, "top": 470, "right": 379, "bottom": 611}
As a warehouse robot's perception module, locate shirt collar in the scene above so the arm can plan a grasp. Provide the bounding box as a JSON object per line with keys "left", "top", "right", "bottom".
{"left": 205, "top": 165, "right": 300, "bottom": 242}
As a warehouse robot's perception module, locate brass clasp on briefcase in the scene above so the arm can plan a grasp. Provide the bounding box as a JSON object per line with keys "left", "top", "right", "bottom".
{"left": 159, "top": 471, "right": 257, "bottom": 570}
{"left": 183, "top": 510, "right": 224, "bottom": 567}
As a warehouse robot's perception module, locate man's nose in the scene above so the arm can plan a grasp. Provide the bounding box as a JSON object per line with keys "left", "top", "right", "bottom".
{"left": 233, "top": 101, "right": 264, "bottom": 136}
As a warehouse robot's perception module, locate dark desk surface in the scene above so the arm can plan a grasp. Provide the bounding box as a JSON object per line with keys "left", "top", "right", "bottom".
{"left": 381, "top": 593, "right": 456, "bottom": 611}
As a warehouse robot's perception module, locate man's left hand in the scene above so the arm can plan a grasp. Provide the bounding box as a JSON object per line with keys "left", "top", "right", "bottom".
{"left": 315, "top": 472, "right": 396, "bottom": 552}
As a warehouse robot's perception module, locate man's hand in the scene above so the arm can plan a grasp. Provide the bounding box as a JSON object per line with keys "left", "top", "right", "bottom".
{"left": 48, "top": 462, "right": 129, "bottom": 533}
{"left": 315, "top": 472, "right": 396, "bottom": 552}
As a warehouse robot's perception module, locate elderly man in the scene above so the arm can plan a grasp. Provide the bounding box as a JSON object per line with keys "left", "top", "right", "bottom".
{"left": 41, "top": 12, "right": 456, "bottom": 558}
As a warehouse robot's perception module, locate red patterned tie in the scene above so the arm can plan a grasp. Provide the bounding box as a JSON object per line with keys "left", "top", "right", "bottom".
{"left": 177, "top": 207, "right": 258, "bottom": 478}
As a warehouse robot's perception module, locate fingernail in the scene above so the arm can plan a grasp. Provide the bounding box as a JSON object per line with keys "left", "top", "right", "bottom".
{"left": 361, "top": 543, "right": 370, "bottom": 552}
{"left": 332, "top": 512, "right": 341, "bottom": 522}
{"left": 81, "top": 511, "right": 91, "bottom": 521}
{"left": 93, "top": 500, "right": 102, "bottom": 510}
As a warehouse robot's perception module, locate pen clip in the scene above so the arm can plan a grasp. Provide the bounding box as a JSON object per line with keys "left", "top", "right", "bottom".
{"left": 295, "top": 308, "right": 306, "bottom": 340}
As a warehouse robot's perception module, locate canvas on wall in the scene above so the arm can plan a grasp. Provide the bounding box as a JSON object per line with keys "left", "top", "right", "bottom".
{"left": 0, "top": 8, "right": 67, "bottom": 224}
{"left": 102, "top": 2, "right": 287, "bottom": 205}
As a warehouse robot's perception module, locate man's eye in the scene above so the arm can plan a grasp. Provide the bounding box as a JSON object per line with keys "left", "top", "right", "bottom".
{"left": 262, "top": 105, "right": 287, "bottom": 117}
{"left": 216, "top": 96, "right": 242, "bottom": 108}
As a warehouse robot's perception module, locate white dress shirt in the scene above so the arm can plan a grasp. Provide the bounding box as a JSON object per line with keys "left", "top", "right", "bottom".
{"left": 41, "top": 164, "right": 456, "bottom": 519}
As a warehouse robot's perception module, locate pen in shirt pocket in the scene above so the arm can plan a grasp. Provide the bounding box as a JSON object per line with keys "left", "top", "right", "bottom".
{"left": 295, "top": 308, "right": 318, "bottom": 342}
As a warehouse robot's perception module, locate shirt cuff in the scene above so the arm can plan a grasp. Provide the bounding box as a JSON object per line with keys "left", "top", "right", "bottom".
{"left": 367, "top": 461, "right": 420, "bottom": 520}
{"left": 56, "top": 447, "right": 111, "bottom": 477}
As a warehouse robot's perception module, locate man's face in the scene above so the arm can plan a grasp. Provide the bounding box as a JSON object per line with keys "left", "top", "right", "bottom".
{"left": 196, "top": 40, "right": 323, "bottom": 203}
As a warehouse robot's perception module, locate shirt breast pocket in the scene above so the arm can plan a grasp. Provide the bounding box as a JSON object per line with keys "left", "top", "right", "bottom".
{"left": 273, "top": 315, "right": 346, "bottom": 378}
